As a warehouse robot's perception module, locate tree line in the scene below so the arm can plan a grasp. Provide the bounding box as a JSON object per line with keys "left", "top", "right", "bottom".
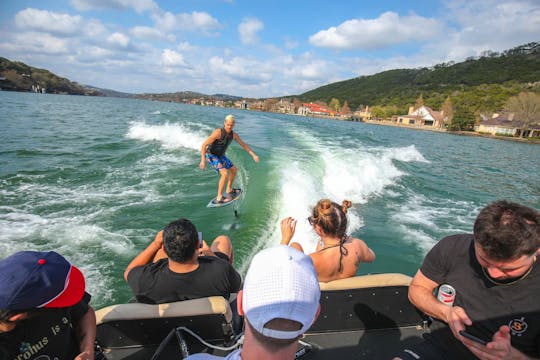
{"left": 296, "top": 42, "right": 540, "bottom": 130}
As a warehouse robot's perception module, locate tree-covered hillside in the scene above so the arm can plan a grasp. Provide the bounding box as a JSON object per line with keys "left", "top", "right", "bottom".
{"left": 298, "top": 42, "right": 540, "bottom": 129}
{"left": 0, "top": 57, "right": 101, "bottom": 96}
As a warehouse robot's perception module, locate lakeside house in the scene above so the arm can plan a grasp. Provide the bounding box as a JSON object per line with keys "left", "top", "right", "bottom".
{"left": 298, "top": 102, "right": 337, "bottom": 117}
{"left": 271, "top": 99, "right": 296, "bottom": 114}
{"left": 476, "top": 114, "right": 540, "bottom": 138}
{"left": 351, "top": 106, "right": 372, "bottom": 121}
{"left": 395, "top": 105, "right": 446, "bottom": 128}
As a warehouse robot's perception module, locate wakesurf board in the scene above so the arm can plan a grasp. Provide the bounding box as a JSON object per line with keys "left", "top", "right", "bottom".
{"left": 207, "top": 188, "right": 243, "bottom": 208}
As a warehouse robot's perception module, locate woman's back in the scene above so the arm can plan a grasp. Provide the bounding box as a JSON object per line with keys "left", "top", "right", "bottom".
{"left": 310, "top": 236, "right": 375, "bottom": 282}
{"left": 281, "top": 198, "right": 376, "bottom": 283}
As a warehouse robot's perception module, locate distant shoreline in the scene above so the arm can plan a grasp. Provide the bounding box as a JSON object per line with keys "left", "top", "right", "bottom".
{"left": 361, "top": 119, "right": 540, "bottom": 145}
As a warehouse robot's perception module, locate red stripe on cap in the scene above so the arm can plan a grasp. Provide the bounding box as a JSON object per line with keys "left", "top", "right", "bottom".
{"left": 43, "top": 265, "right": 85, "bottom": 308}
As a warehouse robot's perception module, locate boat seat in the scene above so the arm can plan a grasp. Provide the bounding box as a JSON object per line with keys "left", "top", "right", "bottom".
{"left": 319, "top": 272, "right": 412, "bottom": 291}
{"left": 310, "top": 273, "right": 426, "bottom": 333}
{"left": 95, "top": 296, "right": 234, "bottom": 360}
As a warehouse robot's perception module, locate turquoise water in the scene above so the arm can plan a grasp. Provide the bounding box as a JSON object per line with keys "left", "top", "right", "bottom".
{"left": 1, "top": 91, "right": 539, "bottom": 308}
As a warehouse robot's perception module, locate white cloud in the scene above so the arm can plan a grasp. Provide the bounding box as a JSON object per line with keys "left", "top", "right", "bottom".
{"left": 0, "top": 32, "right": 69, "bottom": 55}
{"left": 238, "top": 17, "right": 264, "bottom": 45}
{"left": 71, "top": 0, "right": 158, "bottom": 13}
{"left": 209, "top": 56, "right": 271, "bottom": 83}
{"left": 153, "top": 11, "right": 221, "bottom": 34}
{"left": 75, "top": 46, "right": 114, "bottom": 62}
{"left": 439, "top": 0, "right": 540, "bottom": 55}
{"left": 14, "top": 8, "right": 107, "bottom": 38}
{"left": 129, "top": 26, "right": 175, "bottom": 42}
{"left": 15, "top": 8, "right": 83, "bottom": 36}
{"left": 107, "top": 32, "right": 131, "bottom": 49}
{"left": 83, "top": 19, "right": 108, "bottom": 38}
{"left": 309, "top": 11, "right": 442, "bottom": 50}
{"left": 161, "top": 49, "right": 187, "bottom": 67}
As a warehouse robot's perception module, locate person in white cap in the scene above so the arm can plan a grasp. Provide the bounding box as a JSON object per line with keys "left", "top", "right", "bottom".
{"left": 186, "top": 245, "right": 321, "bottom": 360}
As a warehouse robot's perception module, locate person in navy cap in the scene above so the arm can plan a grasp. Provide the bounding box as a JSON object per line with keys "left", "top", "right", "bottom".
{"left": 0, "top": 251, "right": 96, "bottom": 360}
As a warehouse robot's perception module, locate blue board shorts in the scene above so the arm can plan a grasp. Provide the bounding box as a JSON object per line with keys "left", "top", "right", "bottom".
{"left": 206, "top": 153, "right": 234, "bottom": 173}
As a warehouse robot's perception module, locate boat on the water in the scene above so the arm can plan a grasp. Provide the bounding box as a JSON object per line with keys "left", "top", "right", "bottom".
{"left": 95, "top": 273, "right": 429, "bottom": 359}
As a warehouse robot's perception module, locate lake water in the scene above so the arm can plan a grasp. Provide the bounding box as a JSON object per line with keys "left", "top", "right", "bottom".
{"left": 1, "top": 91, "right": 539, "bottom": 308}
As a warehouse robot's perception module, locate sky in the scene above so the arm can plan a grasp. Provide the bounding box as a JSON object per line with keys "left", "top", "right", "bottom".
{"left": 0, "top": 0, "right": 539, "bottom": 98}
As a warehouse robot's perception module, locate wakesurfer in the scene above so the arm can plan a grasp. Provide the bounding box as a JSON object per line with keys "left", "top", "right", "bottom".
{"left": 199, "top": 115, "right": 259, "bottom": 204}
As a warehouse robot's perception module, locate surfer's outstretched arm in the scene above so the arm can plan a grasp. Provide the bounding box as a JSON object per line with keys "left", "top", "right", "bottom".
{"left": 233, "top": 133, "right": 259, "bottom": 162}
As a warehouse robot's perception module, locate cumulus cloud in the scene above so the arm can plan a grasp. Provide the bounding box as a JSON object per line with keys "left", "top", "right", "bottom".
{"left": 129, "top": 26, "right": 175, "bottom": 42}
{"left": 161, "top": 49, "right": 187, "bottom": 67}
{"left": 238, "top": 17, "right": 264, "bottom": 45}
{"left": 14, "top": 8, "right": 107, "bottom": 38}
{"left": 440, "top": 0, "right": 540, "bottom": 55}
{"left": 209, "top": 56, "right": 271, "bottom": 83}
{"left": 107, "top": 32, "right": 131, "bottom": 49}
{"left": 153, "top": 11, "right": 221, "bottom": 34}
{"left": 15, "top": 8, "right": 83, "bottom": 36}
{"left": 309, "top": 11, "right": 442, "bottom": 50}
{"left": 0, "top": 32, "right": 69, "bottom": 55}
{"left": 71, "top": 0, "right": 158, "bottom": 13}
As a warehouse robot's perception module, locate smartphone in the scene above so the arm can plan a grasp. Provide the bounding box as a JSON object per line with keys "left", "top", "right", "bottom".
{"left": 198, "top": 232, "right": 203, "bottom": 248}
{"left": 459, "top": 330, "right": 488, "bottom": 345}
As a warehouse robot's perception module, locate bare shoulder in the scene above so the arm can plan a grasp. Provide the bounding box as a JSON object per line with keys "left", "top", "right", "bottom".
{"left": 348, "top": 237, "right": 375, "bottom": 262}
{"left": 348, "top": 236, "right": 368, "bottom": 249}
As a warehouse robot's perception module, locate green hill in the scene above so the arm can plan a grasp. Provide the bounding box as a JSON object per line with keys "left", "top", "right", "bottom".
{"left": 297, "top": 42, "right": 540, "bottom": 129}
{"left": 0, "top": 57, "right": 102, "bottom": 96}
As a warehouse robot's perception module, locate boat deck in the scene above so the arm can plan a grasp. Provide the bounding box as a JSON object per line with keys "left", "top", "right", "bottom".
{"left": 95, "top": 273, "right": 430, "bottom": 359}
{"left": 301, "top": 325, "right": 428, "bottom": 359}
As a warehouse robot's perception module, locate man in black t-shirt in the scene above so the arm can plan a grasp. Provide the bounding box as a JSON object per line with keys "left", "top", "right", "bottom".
{"left": 394, "top": 200, "right": 540, "bottom": 360}
{"left": 0, "top": 251, "right": 96, "bottom": 360}
{"left": 124, "top": 218, "right": 242, "bottom": 303}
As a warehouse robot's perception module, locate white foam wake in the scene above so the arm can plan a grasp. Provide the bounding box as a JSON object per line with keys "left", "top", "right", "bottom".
{"left": 270, "top": 130, "right": 428, "bottom": 253}
{"left": 126, "top": 121, "right": 207, "bottom": 151}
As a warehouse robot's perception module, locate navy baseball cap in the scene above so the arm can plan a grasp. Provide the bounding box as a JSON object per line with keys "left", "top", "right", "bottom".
{"left": 0, "top": 251, "right": 85, "bottom": 310}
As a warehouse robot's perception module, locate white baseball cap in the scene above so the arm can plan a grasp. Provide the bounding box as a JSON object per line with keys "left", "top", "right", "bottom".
{"left": 242, "top": 245, "right": 320, "bottom": 339}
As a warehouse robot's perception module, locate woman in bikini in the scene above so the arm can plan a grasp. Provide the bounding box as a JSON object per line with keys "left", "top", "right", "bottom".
{"left": 280, "top": 199, "right": 375, "bottom": 282}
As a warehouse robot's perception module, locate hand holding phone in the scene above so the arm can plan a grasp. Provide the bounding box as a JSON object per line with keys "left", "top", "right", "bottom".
{"left": 198, "top": 232, "right": 203, "bottom": 248}
{"left": 459, "top": 330, "right": 488, "bottom": 345}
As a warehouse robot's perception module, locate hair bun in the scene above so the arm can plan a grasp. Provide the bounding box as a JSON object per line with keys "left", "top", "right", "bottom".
{"left": 341, "top": 200, "right": 352, "bottom": 213}
{"left": 318, "top": 199, "right": 333, "bottom": 215}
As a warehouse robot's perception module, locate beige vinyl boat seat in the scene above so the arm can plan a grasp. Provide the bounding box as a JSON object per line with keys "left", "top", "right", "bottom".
{"left": 319, "top": 272, "right": 412, "bottom": 291}
{"left": 95, "top": 296, "right": 234, "bottom": 360}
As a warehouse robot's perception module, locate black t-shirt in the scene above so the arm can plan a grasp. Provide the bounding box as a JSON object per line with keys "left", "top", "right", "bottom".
{"left": 421, "top": 234, "right": 540, "bottom": 358}
{"left": 127, "top": 257, "right": 242, "bottom": 304}
{"left": 0, "top": 293, "right": 91, "bottom": 360}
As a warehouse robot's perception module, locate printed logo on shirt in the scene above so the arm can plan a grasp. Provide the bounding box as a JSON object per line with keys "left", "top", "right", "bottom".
{"left": 17, "top": 338, "right": 49, "bottom": 359}
{"left": 14, "top": 316, "right": 72, "bottom": 360}
{"left": 508, "top": 317, "right": 528, "bottom": 336}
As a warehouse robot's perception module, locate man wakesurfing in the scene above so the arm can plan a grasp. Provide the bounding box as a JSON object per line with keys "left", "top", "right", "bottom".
{"left": 199, "top": 115, "right": 259, "bottom": 204}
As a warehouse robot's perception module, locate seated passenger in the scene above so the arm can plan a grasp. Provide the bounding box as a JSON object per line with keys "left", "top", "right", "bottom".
{"left": 0, "top": 251, "right": 96, "bottom": 360}
{"left": 124, "top": 218, "right": 242, "bottom": 303}
{"left": 393, "top": 200, "right": 540, "bottom": 360}
{"left": 185, "top": 245, "right": 321, "bottom": 360}
{"left": 280, "top": 199, "right": 375, "bottom": 282}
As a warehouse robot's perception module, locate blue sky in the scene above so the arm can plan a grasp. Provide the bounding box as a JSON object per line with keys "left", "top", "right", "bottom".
{"left": 1, "top": 0, "right": 539, "bottom": 98}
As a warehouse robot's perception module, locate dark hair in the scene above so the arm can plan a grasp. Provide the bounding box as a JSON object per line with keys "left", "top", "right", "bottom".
{"left": 309, "top": 199, "right": 352, "bottom": 272}
{"left": 0, "top": 308, "right": 34, "bottom": 323}
{"left": 474, "top": 200, "right": 540, "bottom": 260}
{"left": 0, "top": 309, "right": 17, "bottom": 322}
{"left": 245, "top": 319, "right": 301, "bottom": 350}
{"left": 162, "top": 218, "right": 199, "bottom": 262}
